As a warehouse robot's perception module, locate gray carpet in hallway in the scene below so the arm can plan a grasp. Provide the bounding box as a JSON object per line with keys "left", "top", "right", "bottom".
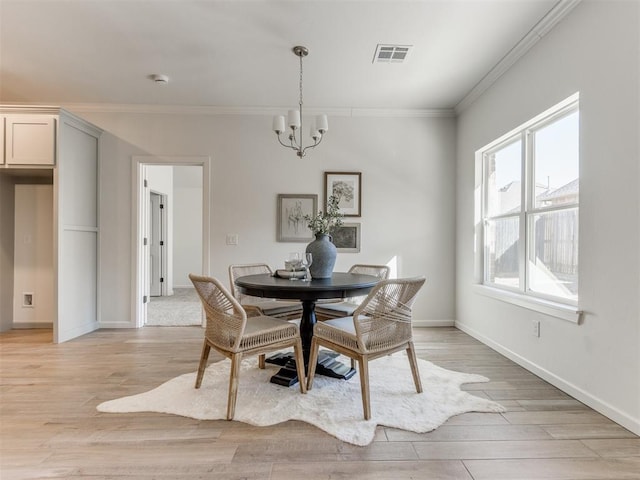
{"left": 146, "top": 287, "right": 202, "bottom": 326}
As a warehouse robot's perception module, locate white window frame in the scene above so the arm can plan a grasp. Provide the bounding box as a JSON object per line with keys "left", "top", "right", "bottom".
{"left": 475, "top": 93, "right": 583, "bottom": 323}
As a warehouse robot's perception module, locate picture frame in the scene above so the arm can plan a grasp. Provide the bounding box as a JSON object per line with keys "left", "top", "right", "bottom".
{"left": 324, "top": 171, "right": 362, "bottom": 217}
{"left": 331, "top": 222, "right": 361, "bottom": 253}
{"left": 277, "top": 194, "right": 317, "bottom": 242}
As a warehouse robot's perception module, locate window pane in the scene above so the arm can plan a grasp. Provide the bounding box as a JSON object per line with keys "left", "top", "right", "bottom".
{"left": 529, "top": 209, "right": 578, "bottom": 301}
{"left": 534, "top": 110, "right": 579, "bottom": 208}
{"left": 486, "top": 139, "right": 522, "bottom": 216}
{"left": 485, "top": 216, "right": 520, "bottom": 289}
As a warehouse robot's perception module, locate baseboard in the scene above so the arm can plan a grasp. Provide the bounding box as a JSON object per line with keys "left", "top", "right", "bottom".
{"left": 413, "top": 319, "right": 455, "bottom": 328}
{"left": 12, "top": 323, "right": 53, "bottom": 329}
{"left": 99, "top": 321, "right": 137, "bottom": 329}
{"left": 455, "top": 321, "right": 640, "bottom": 436}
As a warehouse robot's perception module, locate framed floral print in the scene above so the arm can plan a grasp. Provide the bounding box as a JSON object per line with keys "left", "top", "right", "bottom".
{"left": 324, "top": 171, "right": 361, "bottom": 217}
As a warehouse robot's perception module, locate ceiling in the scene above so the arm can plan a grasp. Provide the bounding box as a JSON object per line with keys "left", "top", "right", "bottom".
{"left": 0, "top": 0, "right": 568, "bottom": 112}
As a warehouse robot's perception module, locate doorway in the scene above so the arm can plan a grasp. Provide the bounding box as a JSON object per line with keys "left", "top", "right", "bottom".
{"left": 132, "top": 156, "right": 211, "bottom": 328}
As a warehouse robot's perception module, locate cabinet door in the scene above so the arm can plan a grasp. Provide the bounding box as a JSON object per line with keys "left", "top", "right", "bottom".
{"left": 6, "top": 115, "right": 56, "bottom": 165}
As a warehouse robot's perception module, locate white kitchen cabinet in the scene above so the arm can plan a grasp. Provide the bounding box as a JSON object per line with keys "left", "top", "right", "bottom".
{"left": 4, "top": 115, "right": 56, "bottom": 165}
{"left": 0, "top": 106, "right": 102, "bottom": 343}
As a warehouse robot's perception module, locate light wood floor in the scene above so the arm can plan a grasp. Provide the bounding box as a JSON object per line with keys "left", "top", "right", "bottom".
{"left": 1, "top": 327, "right": 638, "bottom": 480}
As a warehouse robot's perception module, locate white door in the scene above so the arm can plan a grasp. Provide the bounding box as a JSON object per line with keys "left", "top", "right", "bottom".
{"left": 149, "top": 192, "right": 165, "bottom": 297}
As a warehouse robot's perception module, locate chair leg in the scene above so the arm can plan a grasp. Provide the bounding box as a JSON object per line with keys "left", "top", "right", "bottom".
{"left": 227, "top": 353, "right": 242, "bottom": 420}
{"left": 258, "top": 354, "right": 266, "bottom": 369}
{"left": 293, "top": 339, "right": 307, "bottom": 394}
{"left": 306, "top": 337, "right": 320, "bottom": 390}
{"left": 406, "top": 341, "right": 423, "bottom": 393}
{"left": 358, "top": 356, "right": 371, "bottom": 420}
{"left": 195, "top": 340, "right": 211, "bottom": 389}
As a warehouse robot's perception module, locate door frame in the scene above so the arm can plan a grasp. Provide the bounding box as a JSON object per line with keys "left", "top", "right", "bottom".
{"left": 132, "top": 155, "right": 210, "bottom": 328}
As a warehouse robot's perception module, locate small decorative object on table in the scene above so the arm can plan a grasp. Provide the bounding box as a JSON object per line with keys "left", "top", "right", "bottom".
{"left": 304, "top": 195, "right": 343, "bottom": 279}
{"left": 279, "top": 253, "right": 306, "bottom": 279}
{"left": 301, "top": 252, "right": 313, "bottom": 281}
{"left": 287, "top": 252, "right": 302, "bottom": 281}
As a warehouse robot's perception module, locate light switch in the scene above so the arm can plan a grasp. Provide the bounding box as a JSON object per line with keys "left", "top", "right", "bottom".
{"left": 226, "top": 234, "right": 239, "bottom": 245}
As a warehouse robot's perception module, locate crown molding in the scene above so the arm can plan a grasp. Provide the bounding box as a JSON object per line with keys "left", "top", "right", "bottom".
{"left": 455, "top": 0, "right": 581, "bottom": 114}
{"left": 44, "top": 102, "right": 455, "bottom": 118}
{"left": 350, "top": 108, "right": 456, "bottom": 118}
{"left": 0, "top": 104, "right": 65, "bottom": 115}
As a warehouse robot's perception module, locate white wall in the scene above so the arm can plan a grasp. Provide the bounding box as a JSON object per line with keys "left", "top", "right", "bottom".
{"left": 0, "top": 174, "right": 15, "bottom": 331}
{"left": 172, "top": 165, "right": 202, "bottom": 287}
{"left": 13, "top": 184, "right": 54, "bottom": 325}
{"left": 456, "top": 1, "right": 639, "bottom": 434}
{"left": 77, "top": 111, "right": 457, "bottom": 326}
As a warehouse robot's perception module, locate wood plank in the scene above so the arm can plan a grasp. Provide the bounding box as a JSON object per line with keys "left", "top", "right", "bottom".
{"left": 464, "top": 457, "right": 640, "bottom": 480}
{"left": 502, "top": 411, "right": 614, "bottom": 425}
{"left": 543, "top": 424, "right": 639, "bottom": 440}
{"left": 385, "top": 424, "right": 553, "bottom": 442}
{"left": 270, "top": 460, "right": 473, "bottom": 480}
{"left": 413, "top": 439, "right": 597, "bottom": 460}
{"left": 581, "top": 438, "right": 640, "bottom": 457}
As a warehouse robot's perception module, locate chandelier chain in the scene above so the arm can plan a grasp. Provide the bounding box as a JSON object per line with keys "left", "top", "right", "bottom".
{"left": 299, "top": 53, "right": 304, "bottom": 107}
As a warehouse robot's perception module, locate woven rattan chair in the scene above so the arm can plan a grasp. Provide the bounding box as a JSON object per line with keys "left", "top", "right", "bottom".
{"left": 315, "top": 264, "right": 391, "bottom": 321}
{"left": 229, "top": 263, "right": 303, "bottom": 320}
{"left": 307, "top": 276, "right": 426, "bottom": 420}
{"left": 189, "top": 274, "right": 306, "bottom": 420}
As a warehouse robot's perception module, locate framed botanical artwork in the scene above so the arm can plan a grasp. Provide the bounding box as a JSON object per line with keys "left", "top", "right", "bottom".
{"left": 331, "top": 222, "right": 361, "bottom": 253}
{"left": 277, "top": 194, "right": 317, "bottom": 242}
{"left": 324, "top": 171, "right": 361, "bottom": 217}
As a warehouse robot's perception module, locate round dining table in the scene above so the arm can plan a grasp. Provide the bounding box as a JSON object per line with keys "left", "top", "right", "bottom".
{"left": 234, "top": 272, "right": 380, "bottom": 386}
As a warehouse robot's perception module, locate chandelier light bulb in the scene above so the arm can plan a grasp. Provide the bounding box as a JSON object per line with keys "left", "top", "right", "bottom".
{"left": 288, "top": 110, "right": 301, "bottom": 129}
{"left": 316, "top": 114, "right": 328, "bottom": 133}
{"left": 272, "top": 115, "right": 285, "bottom": 134}
{"left": 310, "top": 124, "right": 319, "bottom": 141}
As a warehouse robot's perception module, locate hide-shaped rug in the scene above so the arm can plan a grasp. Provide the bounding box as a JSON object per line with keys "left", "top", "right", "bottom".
{"left": 97, "top": 353, "right": 505, "bottom": 446}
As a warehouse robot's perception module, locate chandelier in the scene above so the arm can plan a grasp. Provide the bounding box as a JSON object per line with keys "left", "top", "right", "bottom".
{"left": 272, "top": 46, "right": 328, "bottom": 158}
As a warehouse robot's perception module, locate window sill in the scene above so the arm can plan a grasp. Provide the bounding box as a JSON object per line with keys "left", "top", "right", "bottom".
{"left": 473, "top": 285, "right": 583, "bottom": 324}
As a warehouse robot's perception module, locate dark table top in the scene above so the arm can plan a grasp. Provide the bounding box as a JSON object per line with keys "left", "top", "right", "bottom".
{"left": 234, "top": 272, "right": 381, "bottom": 301}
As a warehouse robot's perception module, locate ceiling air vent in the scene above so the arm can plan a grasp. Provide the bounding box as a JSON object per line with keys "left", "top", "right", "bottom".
{"left": 373, "top": 44, "right": 412, "bottom": 64}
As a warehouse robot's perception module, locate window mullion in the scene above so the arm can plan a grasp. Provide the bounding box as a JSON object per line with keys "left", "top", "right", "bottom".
{"left": 519, "top": 131, "right": 529, "bottom": 293}
{"left": 482, "top": 153, "right": 490, "bottom": 284}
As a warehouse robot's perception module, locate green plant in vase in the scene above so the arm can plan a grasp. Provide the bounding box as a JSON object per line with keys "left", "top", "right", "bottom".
{"left": 304, "top": 195, "right": 344, "bottom": 235}
{"left": 303, "top": 195, "right": 344, "bottom": 279}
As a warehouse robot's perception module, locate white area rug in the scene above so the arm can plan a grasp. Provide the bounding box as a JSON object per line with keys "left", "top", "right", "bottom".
{"left": 97, "top": 353, "right": 505, "bottom": 446}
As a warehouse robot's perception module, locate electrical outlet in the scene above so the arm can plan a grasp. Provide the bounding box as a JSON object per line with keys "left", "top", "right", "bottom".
{"left": 532, "top": 320, "right": 540, "bottom": 337}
